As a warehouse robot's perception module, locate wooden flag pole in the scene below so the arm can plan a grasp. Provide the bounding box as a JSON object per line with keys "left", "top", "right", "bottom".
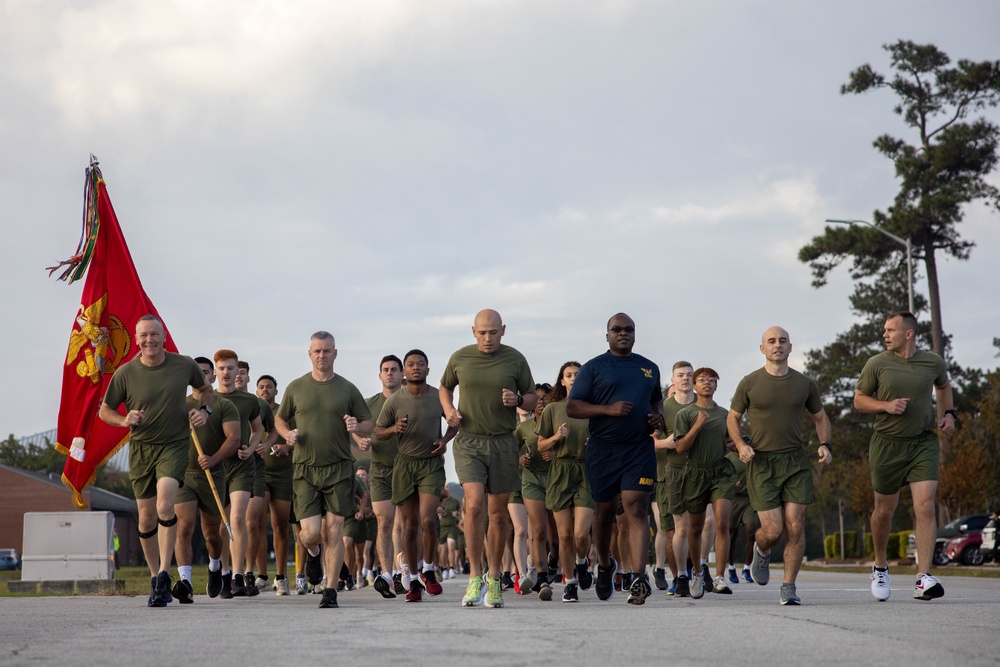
{"left": 190, "top": 428, "right": 233, "bottom": 542}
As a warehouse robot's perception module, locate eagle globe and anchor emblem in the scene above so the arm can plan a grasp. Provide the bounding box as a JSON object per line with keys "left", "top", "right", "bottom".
{"left": 66, "top": 291, "right": 131, "bottom": 385}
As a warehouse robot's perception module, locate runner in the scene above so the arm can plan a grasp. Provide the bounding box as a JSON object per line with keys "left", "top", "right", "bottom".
{"left": 515, "top": 397, "right": 553, "bottom": 600}
{"left": 566, "top": 313, "right": 664, "bottom": 605}
{"left": 99, "top": 315, "right": 213, "bottom": 606}
{"left": 727, "top": 326, "right": 833, "bottom": 605}
{"left": 725, "top": 447, "right": 758, "bottom": 584}
{"left": 257, "top": 373, "right": 294, "bottom": 596}
{"left": 855, "top": 311, "right": 955, "bottom": 601}
{"left": 376, "top": 349, "right": 458, "bottom": 602}
{"left": 440, "top": 309, "right": 536, "bottom": 608}
{"left": 274, "top": 331, "right": 374, "bottom": 609}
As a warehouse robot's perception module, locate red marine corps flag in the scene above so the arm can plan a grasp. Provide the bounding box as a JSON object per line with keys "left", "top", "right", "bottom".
{"left": 49, "top": 155, "right": 177, "bottom": 508}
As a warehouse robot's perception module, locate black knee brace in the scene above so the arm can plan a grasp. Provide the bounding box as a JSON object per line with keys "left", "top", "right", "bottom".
{"left": 138, "top": 525, "right": 158, "bottom": 539}
{"left": 159, "top": 515, "right": 178, "bottom": 527}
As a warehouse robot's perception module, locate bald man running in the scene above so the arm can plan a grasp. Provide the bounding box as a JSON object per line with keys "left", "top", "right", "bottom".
{"left": 441, "top": 309, "right": 536, "bottom": 608}
{"left": 727, "top": 326, "right": 832, "bottom": 606}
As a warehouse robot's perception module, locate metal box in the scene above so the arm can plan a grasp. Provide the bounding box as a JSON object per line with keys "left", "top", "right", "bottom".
{"left": 21, "top": 511, "right": 115, "bottom": 581}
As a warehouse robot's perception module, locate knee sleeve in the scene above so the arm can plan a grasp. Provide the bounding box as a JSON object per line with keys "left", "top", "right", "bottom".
{"left": 138, "top": 525, "right": 158, "bottom": 539}
{"left": 158, "top": 514, "right": 178, "bottom": 527}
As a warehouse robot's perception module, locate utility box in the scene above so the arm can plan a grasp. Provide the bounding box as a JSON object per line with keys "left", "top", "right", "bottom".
{"left": 21, "top": 512, "right": 115, "bottom": 581}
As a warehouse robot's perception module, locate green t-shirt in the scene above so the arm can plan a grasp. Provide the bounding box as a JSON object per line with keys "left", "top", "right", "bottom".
{"left": 538, "top": 399, "right": 589, "bottom": 461}
{"left": 217, "top": 389, "right": 262, "bottom": 450}
{"left": 514, "top": 418, "right": 549, "bottom": 474}
{"left": 366, "top": 392, "right": 399, "bottom": 466}
{"left": 857, "top": 350, "right": 949, "bottom": 438}
{"left": 376, "top": 386, "right": 444, "bottom": 459}
{"left": 726, "top": 451, "right": 748, "bottom": 496}
{"left": 661, "top": 394, "right": 696, "bottom": 472}
{"left": 674, "top": 403, "right": 729, "bottom": 467}
{"left": 276, "top": 373, "right": 372, "bottom": 466}
{"left": 103, "top": 352, "right": 206, "bottom": 446}
{"left": 184, "top": 394, "right": 239, "bottom": 470}
{"left": 440, "top": 344, "right": 535, "bottom": 437}
{"left": 730, "top": 367, "right": 823, "bottom": 454}
{"left": 263, "top": 401, "right": 292, "bottom": 474}
{"left": 439, "top": 496, "right": 461, "bottom": 531}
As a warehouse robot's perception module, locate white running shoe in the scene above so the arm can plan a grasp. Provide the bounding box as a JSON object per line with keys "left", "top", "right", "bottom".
{"left": 913, "top": 573, "right": 944, "bottom": 600}
{"left": 870, "top": 566, "right": 890, "bottom": 601}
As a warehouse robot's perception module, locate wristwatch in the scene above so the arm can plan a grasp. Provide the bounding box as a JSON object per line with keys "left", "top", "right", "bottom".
{"left": 943, "top": 409, "right": 957, "bottom": 419}
{"left": 200, "top": 405, "right": 213, "bottom": 416}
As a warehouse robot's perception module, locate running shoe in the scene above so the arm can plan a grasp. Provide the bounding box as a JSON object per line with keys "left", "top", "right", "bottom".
{"left": 393, "top": 573, "right": 407, "bottom": 595}
{"left": 295, "top": 575, "right": 308, "bottom": 595}
{"left": 750, "top": 545, "right": 770, "bottom": 586}
{"left": 622, "top": 572, "right": 634, "bottom": 592}
{"left": 562, "top": 581, "right": 579, "bottom": 603}
{"left": 674, "top": 575, "right": 691, "bottom": 598}
{"left": 712, "top": 576, "right": 732, "bottom": 594}
{"left": 233, "top": 573, "right": 249, "bottom": 597}
{"left": 595, "top": 557, "right": 617, "bottom": 601}
{"left": 374, "top": 573, "right": 397, "bottom": 599}
{"left": 147, "top": 576, "right": 166, "bottom": 608}
{"left": 345, "top": 575, "right": 356, "bottom": 591}
{"left": 172, "top": 578, "right": 194, "bottom": 604}
{"left": 538, "top": 581, "right": 553, "bottom": 601}
{"left": 627, "top": 573, "right": 652, "bottom": 605}
{"left": 365, "top": 572, "right": 376, "bottom": 587}
{"left": 513, "top": 572, "right": 521, "bottom": 595}
{"left": 667, "top": 578, "right": 677, "bottom": 596}
{"left": 275, "top": 577, "right": 290, "bottom": 596}
{"left": 700, "top": 564, "right": 712, "bottom": 592}
{"left": 576, "top": 559, "right": 593, "bottom": 590}
{"left": 246, "top": 574, "right": 260, "bottom": 596}
{"left": 870, "top": 566, "right": 890, "bottom": 601}
{"left": 315, "top": 576, "right": 327, "bottom": 594}
{"left": 305, "top": 545, "right": 324, "bottom": 586}
{"left": 406, "top": 581, "right": 423, "bottom": 602}
{"left": 318, "top": 588, "right": 339, "bottom": 608}
{"left": 727, "top": 565, "right": 739, "bottom": 584}
{"left": 690, "top": 572, "right": 705, "bottom": 599}
{"left": 448, "top": 568, "right": 456, "bottom": 580}
{"left": 463, "top": 576, "right": 487, "bottom": 607}
{"left": 519, "top": 567, "right": 536, "bottom": 595}
{"left": 653, "top": 567, "right": 668, "bottom": 591}
{"left": 501, "top": 571, "right": 515, "bottom": 591}
{"left": 779, "top": 582, "right": 800, "bottom": 606}
{"left": 742, "top": 567, "right": 752, "bottom": 583}
{"left": 484, "top": 577, "right": 504, "bottom": 608}
{"left": 157, "top": 571, "right": 173, "bottom": 604}
{"left": 255, "top": 576, "right": 269, "bottom": 592}
{"left": 220, "top": 572, "right": 234, "bottom": 599}
{"left": 913, "top": 574, "right": 944, "bottom": 600}
{"left": 420, "top": 569, "right": 443, "bottom": 596}
{"left": 613, "top": 571, "right": 623, "bottom": 592}
{"left": 207, "top": 568, "right": 223, "bottom": 598}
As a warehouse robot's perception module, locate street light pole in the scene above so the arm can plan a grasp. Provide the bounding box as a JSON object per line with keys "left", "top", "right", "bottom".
{"left": 825, "top": 218, "right": 914, "bottom": 314}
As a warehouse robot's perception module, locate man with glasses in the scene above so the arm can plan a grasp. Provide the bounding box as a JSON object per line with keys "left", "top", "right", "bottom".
{"left": 566, "top": 313, "right": 664, "bottom": 605}
{"left": 726, "top": 326, "right": 832, "bottom": 606}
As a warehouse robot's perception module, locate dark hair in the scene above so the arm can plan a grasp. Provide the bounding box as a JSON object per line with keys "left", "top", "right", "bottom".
{"left": 549, "top": 361, "right": 582, "bottom": 403}
{"left": 692, "top": 367, "right": 720, "bottom": 382}
{"left": 237, "top": 360, "right": 250, "bottom": 372}
{"left": 403, "top": 349, "right": 428, "bottom": 365}
{"left": 194, "top": 356, "right": 213, "bottom": 369}
{"left": 257, "top": 374, "right": 277, "bottom": 389}
{"left": 888, "top": 311, "right": 918, "bottom": 331}
{"left": 381, "top": 354, "right": 403, "bottom": 370}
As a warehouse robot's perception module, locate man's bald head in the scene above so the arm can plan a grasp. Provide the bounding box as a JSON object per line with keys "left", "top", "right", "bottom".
{"left": 472, "top": 309, "right": 506, "bottom": 354}
{"left": 761, "top": 326, "right": 790, "bottom": 345}
{"left": 760, "top": 326, "right": 791, "bottom": 365}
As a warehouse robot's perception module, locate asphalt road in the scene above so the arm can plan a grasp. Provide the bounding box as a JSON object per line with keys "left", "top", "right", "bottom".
{"left": 1, "top": 569, "right": 995, "bottom": 666}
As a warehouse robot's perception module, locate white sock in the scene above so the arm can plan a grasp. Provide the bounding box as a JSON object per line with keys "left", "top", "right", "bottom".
{"left": 423, "top": 562, "right": 435, "bottom": 573}
{"left": 307, "top": 546, "right": 319, "bottom": 557}
{"left": 208, "top": 558, "right": 221, "bottom": 572}
{"left": 575, "top": 556, "right": 587, "bottom": 565}
{"left": 362, "top": 568, "right": 371, "bottom": 578}
{"left": 221, "top": 569, "right": 231, "bottom": 576}
{"left": 700, "top": 559, "right": 707, "bottom": 566}
{"left": 178, "top": 565, "right": 192, "bottom": 582}
{"left": 565, "top": 577, "right": 577, "bottom": 584}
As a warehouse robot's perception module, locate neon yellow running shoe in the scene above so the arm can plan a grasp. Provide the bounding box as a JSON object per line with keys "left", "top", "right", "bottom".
{"left": 484, "top": 577, "right": 504, "bottom": 608}
{"left": 462, "top": 576, "right": 486, "bottom": 607}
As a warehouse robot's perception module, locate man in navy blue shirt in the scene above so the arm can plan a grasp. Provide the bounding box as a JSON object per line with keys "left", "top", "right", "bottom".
{"left": 567, "top": 313, "right": 664, "bottom": 605}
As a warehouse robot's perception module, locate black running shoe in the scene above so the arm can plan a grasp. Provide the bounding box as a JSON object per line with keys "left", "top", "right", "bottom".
{"left": 596, "top": 557, "right": 617, "bottom": 601}
{"left": 675, "top": 575, "right": 691, "bottom": 598}
{"left": 627, "top": 573, "right": 652, "bottom": 606}
{"left": 305, "top": 545, "right": 324, "bottom": 586}
{"left": 245, "top": 573, "right": 260, "bottom": 597}
{"left": 220, "top": 572, "right": 234, "bottom": 599}
{"left": 373, "top": 574, "right": 397, "bottom": 599}
{"left": 346, "top": 576, "right": 356, "bottom": 591}
{"left": 318, "top": 588, "right": 339, "bottom": 608}
{"left": 701, "top": 564, "right": 712, "bottom": 593}
{"left": 562, "top": 581, "right": 579, "bottom": 603}
{"left": 233, "top": 573, "right": 248, "bottom": 597}
{"left": 622, "top": 572, "right": 634, "bottom": 592}
{"left": 392, "top": 573, "right": 407, "bottom": 595}
{"left": 501, "top": 571, "right": 515, "bottom": 591}
{"left": 172, "top": 579, "right": 194, "bottom": 604}
{"left": 155, "top": 570, "right": 172, "bottom": 604}
{"left": 577, "top": 560, "right": 593, "bottom": 590}
{"left": 653, "top": 567, "right": 668, "bottom": 591}
{"left": 147, "top": 576, "right": 165, "bottom": 608}
{"left": 207, "top": 568, "right": 223, "bottom": 598}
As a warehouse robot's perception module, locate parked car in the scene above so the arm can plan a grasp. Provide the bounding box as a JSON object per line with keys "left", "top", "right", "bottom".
{"left": 933, "top": 514, "right": 991, "bottom": 565}
{"left": 943, "top": 531, "right": 984, "bottom": 566}
{"left": 0, "top": 548, "right": 20, "bottom": 570}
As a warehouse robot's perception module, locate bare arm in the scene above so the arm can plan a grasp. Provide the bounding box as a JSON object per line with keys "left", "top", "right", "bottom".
{"left": 566, "top": 398, "right": 617, "bottom": 419}
{"left": 854, "top": 389, "right": 910, "bottom": 415}
{"left": 673, "top": 412, "right": 707, "bottom": 455}
{"left": 353, "top": 419, "right": 374, "bottom": 438}
{"left": 935, "top": 382, "right": 956, "bottom": 434}
{"left": 810, "top": 409, "right": 833, "bottom": 464}
{"left": 99, "top": 402, "right": 130, "bottom": 428}
{"left": 201, "top": 421, "right": 241, "bottom": 469}
{"left": 440, "top": 385, "right": 462, "bottom": 427}
{"left": 727, "top": 409, "right": 754, "bottom": 463}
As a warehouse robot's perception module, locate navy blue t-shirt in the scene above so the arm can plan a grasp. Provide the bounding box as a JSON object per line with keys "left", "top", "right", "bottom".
{"left": 568, "top": 351, "right": 662, "bottom": 446}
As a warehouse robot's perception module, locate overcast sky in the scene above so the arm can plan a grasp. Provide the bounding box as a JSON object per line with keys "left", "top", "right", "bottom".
{"left": 3, "top": 1, "right": 998, "bottom": 479}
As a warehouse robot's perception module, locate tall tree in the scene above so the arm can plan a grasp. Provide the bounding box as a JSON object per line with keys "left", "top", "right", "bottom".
{"left": 800, "top": 40, "right": 1000, "bottom": 356}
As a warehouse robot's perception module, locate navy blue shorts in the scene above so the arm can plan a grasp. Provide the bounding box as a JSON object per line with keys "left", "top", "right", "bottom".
{"left": 586, "top": 438, "right": 656, "bottom": 503}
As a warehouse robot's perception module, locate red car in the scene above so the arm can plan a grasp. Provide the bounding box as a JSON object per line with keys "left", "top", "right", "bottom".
{"left": 943, "top": 531, "right": 984, "bottom": 566}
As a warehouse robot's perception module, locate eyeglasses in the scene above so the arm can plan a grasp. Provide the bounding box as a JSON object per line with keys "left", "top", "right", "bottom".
{"left": 609, "top": 326, "right": 635, "bottom": 333}
{"left": 694, "top": 377, "right": 718, "bottom": 384}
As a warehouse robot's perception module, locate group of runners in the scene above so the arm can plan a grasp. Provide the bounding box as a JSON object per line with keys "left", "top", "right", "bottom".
{"left": 99, "top": 309, "right": 956, "bottom": 609}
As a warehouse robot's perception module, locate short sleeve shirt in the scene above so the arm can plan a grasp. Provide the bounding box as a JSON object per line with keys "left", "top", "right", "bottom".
{"left": 568, "top": 351, "right": 661, "bottom": 446}
{"left": 729, "top": 367, "right": 823, "bottom": 454}
{"left": 185, "top": 394, "right": 239, "bottom": 469}
{"left": 674, "top": 404, "right": 729, "bottom": 466}
{"left": 103, "top": 352, "right": 206, "bottom": 446}
{"left": 514, "top": 418, "right": 549, "bottom": 474}
{"left": 376, "top": 387, "right": 444, "bottom": 459}
{"left": 366, "top": 392, "right": 399, "bottom": 466}
{"left": 276, "top": 373, "right": 372, "bottom": 466}
{"left": 660, "top": 395, "right": 694, "bottom": 471}
{"left": 857, "top": 350, "right": 949, "bottom": 438}
{"left": 440, "top": 344, "right": 534, "bottom": 437}
{"left": 538, "top": 399, "right": 589, "bottom": 460}
{"left": 217, "top": 389, "right": 262, "bottom": 450}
